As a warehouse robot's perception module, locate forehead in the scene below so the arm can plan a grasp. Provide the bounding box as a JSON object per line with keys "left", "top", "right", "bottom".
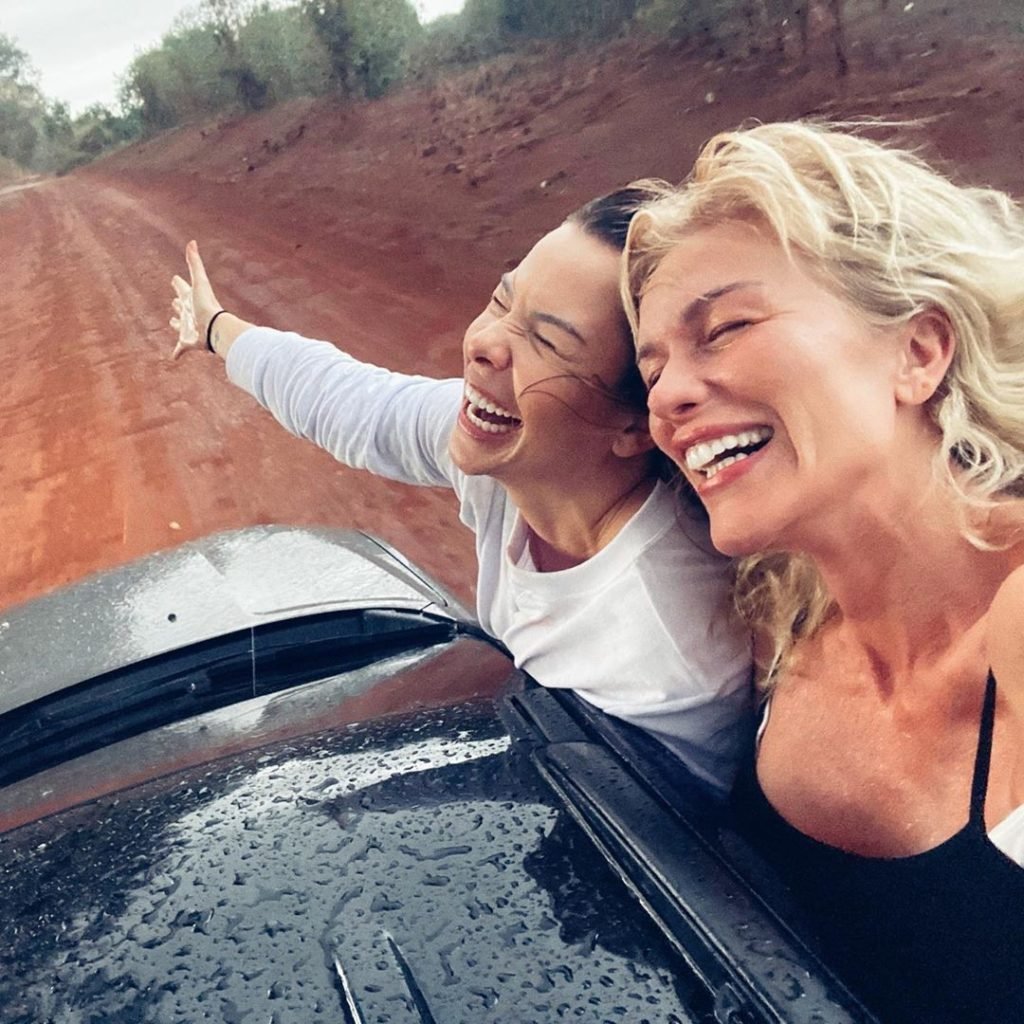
{"left": 645, "top": 221, "right": 777, "bottom": 293}
{"left": 515, "top": 222, "right": 620, "bottom": 287}
{"left": 637, "top": 221, "right": 794, "bottom": 338}
{"left": 511, "top": 223, "right": 628, "bottom": 358}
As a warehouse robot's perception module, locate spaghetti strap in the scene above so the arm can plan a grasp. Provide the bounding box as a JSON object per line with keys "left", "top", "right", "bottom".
{"left": 732, "top": 664, "right": 1024, "bottom": 1024}
{"left": 969, "top": 670, "right": 999, "bottom": 824}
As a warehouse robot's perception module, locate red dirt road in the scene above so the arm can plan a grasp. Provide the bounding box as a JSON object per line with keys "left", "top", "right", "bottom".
{"left": 0, "top": 174, "right": 478, "bottom": 611}
{"left": 2, "top": 24, "right": 1022, "bottom": 614}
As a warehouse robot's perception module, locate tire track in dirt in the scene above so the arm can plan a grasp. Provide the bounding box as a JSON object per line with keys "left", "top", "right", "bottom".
{"left": 0, "top": 176, "right": 477, "bottom": 611}
{"left": 0, "top": 183, "right": 129, "bottom": 599}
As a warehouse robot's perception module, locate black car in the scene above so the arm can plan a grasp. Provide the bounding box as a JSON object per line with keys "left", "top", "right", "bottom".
{"left": 0, "top": 526, "right": 876, "bottom": 1023}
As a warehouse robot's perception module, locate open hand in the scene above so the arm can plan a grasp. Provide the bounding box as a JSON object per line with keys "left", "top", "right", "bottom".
{"left": 169, "top": 240, "right": 223, "bottom": 359}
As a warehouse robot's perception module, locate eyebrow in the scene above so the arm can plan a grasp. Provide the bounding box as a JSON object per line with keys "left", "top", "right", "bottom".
{"left": 636, "top": 279, "right": 763, "bottom": 364}
{"left": 498, "top": 272, "right": 587, "bottom": 346}
{"left": 682, "top": 280, "right": 764, "bottom": 325}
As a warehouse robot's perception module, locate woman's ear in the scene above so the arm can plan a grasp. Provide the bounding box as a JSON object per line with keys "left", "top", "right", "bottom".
{"left": 612, "top": 413, "right": 658, "bottom": 459}
{"left": 894, "top": 308, "right": 955, "bottom": 406}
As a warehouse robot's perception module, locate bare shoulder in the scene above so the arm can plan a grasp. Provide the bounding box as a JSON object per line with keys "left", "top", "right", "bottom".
{"left": 988, "top": 562, "right": 1024, "bottom": 695}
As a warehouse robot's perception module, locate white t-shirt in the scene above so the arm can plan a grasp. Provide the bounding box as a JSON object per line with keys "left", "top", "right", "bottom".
{"left": 227, "top": 328, "right": 753, "bottom": 791}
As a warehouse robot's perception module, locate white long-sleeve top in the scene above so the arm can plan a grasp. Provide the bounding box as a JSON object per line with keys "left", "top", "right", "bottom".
{"left": 227, "top": 328, "right": 753, "bottom": 791}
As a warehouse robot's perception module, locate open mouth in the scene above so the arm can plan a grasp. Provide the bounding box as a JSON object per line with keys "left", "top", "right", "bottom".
{"left": 685, "top": 426, "right": 774, "bottom": 480}
{"left": 464, "top": 383, "right": 523, "bottom": 434}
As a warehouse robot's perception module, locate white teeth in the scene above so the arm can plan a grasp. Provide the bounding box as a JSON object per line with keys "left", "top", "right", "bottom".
{"left": 465, "top": 404, "right": 516, "bottom": 433}
{"left": 684, "top": 426, "right": 773, "bottom": 476}
{"left": 464, "top": 383, "right": 520, "bottom": 425}
{"left": 685, "top": 444, "right": 711, "bottom": 471}
{"left": 704, "top": 452, "right": 748, "bottom": 479}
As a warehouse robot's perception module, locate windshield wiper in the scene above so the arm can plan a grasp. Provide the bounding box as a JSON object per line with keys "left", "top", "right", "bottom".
{"left": 0, "top": 609, "right": 456, "bottom": 787}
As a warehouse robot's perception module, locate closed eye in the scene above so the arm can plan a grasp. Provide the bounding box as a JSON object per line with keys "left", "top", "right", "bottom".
{"left": 531, "top": 332, "right": 560, "bottom": 353}
{"left": 488, "top": 293, "right": 510, "bottom": 313}
{"left": 641, "top": 367, "right": 662, "bottom": 393}
{"left": 707, "top": 319, "right": 752, "bottom": 344}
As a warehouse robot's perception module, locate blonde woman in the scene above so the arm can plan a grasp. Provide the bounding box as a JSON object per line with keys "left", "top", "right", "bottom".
{"left": 625, "top": 122, "right": 1024, "bottom": 1022}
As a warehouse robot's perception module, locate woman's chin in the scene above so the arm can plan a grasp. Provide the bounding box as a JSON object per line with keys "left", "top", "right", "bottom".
{"left": 708, "top": 520, "right": 776, "bottom": 559}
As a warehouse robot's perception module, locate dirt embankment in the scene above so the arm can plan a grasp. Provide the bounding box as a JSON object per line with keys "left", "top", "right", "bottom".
{"left": 1, "top": 25, "right": 1022, "bottom": 613}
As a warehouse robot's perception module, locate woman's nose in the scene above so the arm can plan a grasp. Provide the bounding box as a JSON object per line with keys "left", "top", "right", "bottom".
{"left": 465, "top": 318, "right": 512, "bottom": 371}
{"left": 646, "top": 356, "right": 708, "bottom": 423}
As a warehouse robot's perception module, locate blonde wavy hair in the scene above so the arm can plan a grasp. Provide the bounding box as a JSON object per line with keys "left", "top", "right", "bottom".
{"left": 623, "top": 120, "right": 1024, "bottom": 684}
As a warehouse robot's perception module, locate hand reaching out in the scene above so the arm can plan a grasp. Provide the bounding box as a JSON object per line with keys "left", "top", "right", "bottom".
{"left": 169, "top": 240, "right": 224, "bottom": 359}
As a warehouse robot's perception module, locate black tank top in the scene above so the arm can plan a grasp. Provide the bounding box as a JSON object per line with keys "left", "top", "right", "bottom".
{"left": 732, "top": 671, "right": 1024, "bottom": 1024}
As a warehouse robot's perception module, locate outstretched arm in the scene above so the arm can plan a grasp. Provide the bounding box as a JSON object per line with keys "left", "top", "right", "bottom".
{"left": 166, "top": 240, "right": 462, "bottom": 489}
{"left": 169, "top": 240, "right": 252, "bottom": 360}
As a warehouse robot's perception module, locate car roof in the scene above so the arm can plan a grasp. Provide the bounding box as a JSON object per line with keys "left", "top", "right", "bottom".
{"left": 0, "top": 525, "right": 465, "bottom": 716}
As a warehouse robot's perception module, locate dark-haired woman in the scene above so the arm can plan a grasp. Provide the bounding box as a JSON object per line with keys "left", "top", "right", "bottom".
{"left": 170, "top": 188, "right": 753, "bottom": 794}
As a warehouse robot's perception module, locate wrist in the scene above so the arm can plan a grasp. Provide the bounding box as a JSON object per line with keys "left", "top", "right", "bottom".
{"left": 206, "top": 309, "right": 229, "bottom": 354}
{"left": 201, "top": 311, "right": 256, "bottom": 360}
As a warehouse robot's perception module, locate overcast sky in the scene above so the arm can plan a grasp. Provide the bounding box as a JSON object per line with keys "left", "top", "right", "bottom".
{"left": 3, "top": 0, "right": 466, "bottom": 114}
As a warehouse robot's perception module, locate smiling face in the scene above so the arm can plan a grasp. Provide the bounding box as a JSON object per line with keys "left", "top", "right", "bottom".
{"left": 448, "top": 222, "right": 646, "bottom": 489}
{"left": 636, "top": 220, "right": 914, "bottom": 557}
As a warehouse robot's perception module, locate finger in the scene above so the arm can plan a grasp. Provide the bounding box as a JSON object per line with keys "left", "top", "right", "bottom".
{"left": 170, "top": 316, "right": 181, "bottom": 331}
{"left": 171, "top": 333, "right": 201, "bottom": 359}
{"left": 186, "top": 239, "right": 209, "bottom": 290}
{"left": 172, "top": 274, "right": 192, "bottom": 301}
{"left": 172, "top": 297, "right": 182, "bottom": 315}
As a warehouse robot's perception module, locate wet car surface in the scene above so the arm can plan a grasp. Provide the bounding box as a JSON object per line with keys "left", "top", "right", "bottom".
{"left": 1, "top": 701, "right": 700, "bottom": 1023}
{"left": 0, "top": 527, "right": 877, "bottom": 1023}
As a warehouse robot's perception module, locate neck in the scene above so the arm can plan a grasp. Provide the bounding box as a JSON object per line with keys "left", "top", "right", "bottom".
{"left": 808, "top": 482, "right": 1012, "bottom": 679}
{"left": 507, "top": 464, "right": 656, "bottom": 571}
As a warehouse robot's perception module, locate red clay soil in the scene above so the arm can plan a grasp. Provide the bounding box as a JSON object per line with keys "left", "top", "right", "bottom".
{"left": 1, "top": 22, "right": 1022, "bottom": 614}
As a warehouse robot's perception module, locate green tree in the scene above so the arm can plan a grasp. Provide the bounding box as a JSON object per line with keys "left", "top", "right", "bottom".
{"left": 0, "top": 33, "right": 44, "bottom": 167}
{"left": 301, "top": 0, "right": 422, "bottom": 98}
{"left": 120, "top": 48, "right": 186, "bottom": 130}
{"left": 348, "top": 0, "right": 421, "bottom": 96}
{"left": 69, "top": 103, "right": 139, "bottom": 157}
{"left": 300, "top": 0, "right": 359, "bottom": 92}
{"left": 459, "top": 0, "right": 636, "bottom": 42}
{"left": 238, "top": 5, "right": 334, "bottom": 101}
{"left": 0, "top": 34, "right": 33, "bottom": 85}
{"left": 195, "top": 0, "right": 273, "bottom": 110}
{"left": 120, "top": 2, "right": 279, "bottom": 130}
{"left": 42, "top": 100, "right": 73, "bottom": 142}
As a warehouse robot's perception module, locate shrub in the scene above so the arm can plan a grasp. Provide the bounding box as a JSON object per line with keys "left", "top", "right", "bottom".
{"left": 238, "top": 5, "right": 334, "bottom": 101}
{"left": 462, "top": 0, "right": 638, "bottom": 42}
{"left": 302, "top": 0, "right": 422, "bottom": 98}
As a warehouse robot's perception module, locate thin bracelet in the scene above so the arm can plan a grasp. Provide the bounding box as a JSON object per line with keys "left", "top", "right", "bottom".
{"left": 206, "top": 309, "right": 228, "bottom": 353}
